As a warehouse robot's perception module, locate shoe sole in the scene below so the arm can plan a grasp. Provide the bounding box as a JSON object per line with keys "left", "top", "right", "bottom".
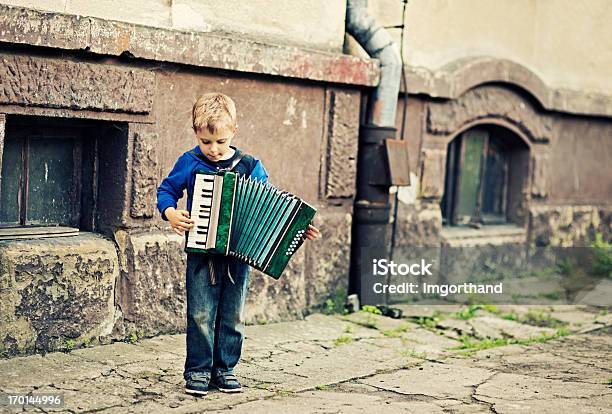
{"left": 185, "top": 388, "right": 208, "bottom": 396}
{"left": 212, "top": 385, "right": 243, "bottom": 393}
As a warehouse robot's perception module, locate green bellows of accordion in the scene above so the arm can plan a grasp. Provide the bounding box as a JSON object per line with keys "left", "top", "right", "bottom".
{"left": 264, "top": 201, "right": 316, "bottom": 278}
{"left": 230, "top": 176, "right": 297, "bottom": 266}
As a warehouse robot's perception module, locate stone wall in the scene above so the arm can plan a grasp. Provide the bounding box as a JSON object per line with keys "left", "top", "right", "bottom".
{"left": 0, "top": 234, "right": 119, "bottom": 357}
{"left": 0, "top": 36, "right": 363, "bottom": 355}
{"left": 528, "top": 205, "right": 612, "bottom": 248}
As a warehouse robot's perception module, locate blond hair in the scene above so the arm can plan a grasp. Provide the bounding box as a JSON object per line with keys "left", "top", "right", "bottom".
{"left": 192, "top": 92, "right": 237, "bottom": 133}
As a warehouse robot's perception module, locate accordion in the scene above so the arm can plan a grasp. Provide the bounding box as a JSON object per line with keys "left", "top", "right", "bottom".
{"left": 185, "top": 171, "right": 316, "bottom": 279}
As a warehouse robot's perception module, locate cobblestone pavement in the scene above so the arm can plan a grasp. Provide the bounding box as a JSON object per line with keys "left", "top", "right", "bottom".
{"left": 1, "top": 305, "right": 611, "bottom": 413}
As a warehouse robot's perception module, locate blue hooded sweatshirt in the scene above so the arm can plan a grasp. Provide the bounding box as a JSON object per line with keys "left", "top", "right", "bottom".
{"left": 157, "top": 145, "right": 268, "bottom": 221}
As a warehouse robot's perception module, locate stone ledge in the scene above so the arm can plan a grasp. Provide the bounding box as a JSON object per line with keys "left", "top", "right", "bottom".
{"left": 441, "top": 225, "right": 527, "bottom": 247}
{"left": 0, "top": 233, "right": 119, "bottom": 356}
{"left": 0, "top": 4, "right": 379, "bottom": 87}
{"left": 0, "top": 226, "right": 79, "bottom": 240}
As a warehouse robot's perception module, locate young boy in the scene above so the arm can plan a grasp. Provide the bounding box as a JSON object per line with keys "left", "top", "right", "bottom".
{"left": 157, "top": 93, "right": 318, "bottom": 396}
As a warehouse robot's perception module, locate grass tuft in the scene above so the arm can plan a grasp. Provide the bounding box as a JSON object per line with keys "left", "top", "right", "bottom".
{"left": 334, "top": 335, "right": 353, "bottom": 346}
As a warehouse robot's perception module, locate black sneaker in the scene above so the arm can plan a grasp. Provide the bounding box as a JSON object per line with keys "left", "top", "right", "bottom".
{"left": 211, "top": 372, "right": 243, "bottom": 393}
{"left": 185, "top": 373, "right": 210, "bottom": 396}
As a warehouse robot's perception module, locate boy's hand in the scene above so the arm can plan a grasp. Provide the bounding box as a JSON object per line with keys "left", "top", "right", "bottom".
{"left": 304, "top": 224, "right": 320, "bottom": 241}
{"left": 165, "top": 207, "right": 194, "bottom": 236}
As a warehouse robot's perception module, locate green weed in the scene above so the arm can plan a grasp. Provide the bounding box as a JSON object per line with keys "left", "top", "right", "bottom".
{"left": 409, "top": 312, "right": 444, "bottom": 330}
{"left": 539, "top": 291, "right": 563, "bottom": 301}
{"left": 361, "top": 305, "right": 383, "bottom": 315}
{"left": 381, "top": 324, "right": 410, "bottom": 338}
{"left": 400, "top": 347, "right": 427, "bottom": 359}
{"left": 522, "top": 310, "right": 567, "bottom": 328}
{"left": 334, "top": 335, "right": 353, "bottom": 346}
{"left": 125, "top": 329, "right": 144, "bottom": 344}
{"left": 277, "top": 389, "right": 296, "bottom": 398}
{"left": 591, "top": 233, "right": 612, "bottom": 278}
{"left": 65, "top": 339, "right": 76, "bottom": 351}
{"left": 455, "top": 304, "right": 499, "bottom": 320}
{"left": 321, "top": 288, "right": 347, "bottom": 315}
{"left": 502, "top": 312, "right": 518, "bottom": 321}
{"left": 555, "top": 257, "right": 575, "bottom": 276}
{"left": 502, "top": 310, "right": 566, "bottom": 328}
{"left": 450, "top": 328, "right": 570, "bottom": 351}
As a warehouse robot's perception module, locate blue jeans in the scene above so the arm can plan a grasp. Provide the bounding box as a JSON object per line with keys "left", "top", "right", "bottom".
{"left": 184, "top": 253, "right": 250, "bottom": 381}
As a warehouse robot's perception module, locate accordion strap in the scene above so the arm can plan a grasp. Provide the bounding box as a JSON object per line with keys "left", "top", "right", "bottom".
{"left": 189, "top": 150, "right": 248, "bottom": 173}
{"left": 221, "top": 152, "right": 246, "bottom": 172}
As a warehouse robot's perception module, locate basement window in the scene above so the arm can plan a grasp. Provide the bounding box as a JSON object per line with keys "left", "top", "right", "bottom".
{"left": 0, "top": 116, "right": 100, "bottom": 238}
{"left": 441, "top": 125, "right": 529, "bottom": 227}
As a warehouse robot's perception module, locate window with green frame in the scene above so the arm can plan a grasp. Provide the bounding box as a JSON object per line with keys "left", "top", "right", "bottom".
{"left": 441, "top": 126, "right": 529, "bottom": 227}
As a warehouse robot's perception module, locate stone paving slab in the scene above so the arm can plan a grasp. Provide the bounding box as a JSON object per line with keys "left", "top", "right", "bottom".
{"left": 474, "top": 372, "right": 612, "bottom": 413}
{"left": 207, "top": 389, "right": 449, "bottom": 414}
{"left": 360, "top": 328, "right": 462, "bottom": 358}
{"left": 0, "top": 306, "right": 610, "bottom": 413}
{"left": 576, "top": 279, "right": 612, "bottom": 307}
{"left": 358, "top": 362, "right": 494, "bottom": 400}
{"left": 474, "top": 395, "right": 611, "bottom": 414}
{"left": 133, "top": 334, "right": 186, "bottom": 358}
{"left": 469, "top": 316, "right": 556, "bottom": 339}
{"left": 0, "top": 352, "right": 111, "bottom": 390}
{"left": 69, "top": 341, "right": 173, "bottom": 367}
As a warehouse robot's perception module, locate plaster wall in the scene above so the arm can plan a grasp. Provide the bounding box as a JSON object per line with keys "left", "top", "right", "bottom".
{"left": 370, "top": 0, "right": 612, "bottom": 95}
{"left": 0, "top": 0, "right": 346, "bottom": 52}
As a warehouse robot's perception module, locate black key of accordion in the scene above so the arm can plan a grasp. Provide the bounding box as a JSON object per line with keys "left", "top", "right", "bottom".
{"left": 195, "top": 241, "right": 206, "bottom": 245}
{"left": 201, "top": 189, "right": 213, "bottom": 195}
{"left": 198, "top": 214, "right": 210, "bottom": 219}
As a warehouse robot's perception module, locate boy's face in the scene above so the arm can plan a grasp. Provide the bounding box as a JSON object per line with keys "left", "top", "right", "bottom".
{"left": 195, "top": 125, "right": 235, "bottom": 162}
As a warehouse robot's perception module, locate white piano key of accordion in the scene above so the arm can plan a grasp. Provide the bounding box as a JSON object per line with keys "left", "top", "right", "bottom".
{"left": 202, "top": 180, "right": 214, "bottom": 191}
{"left": 187, "top": 174, "right": 216, "bottom": 248}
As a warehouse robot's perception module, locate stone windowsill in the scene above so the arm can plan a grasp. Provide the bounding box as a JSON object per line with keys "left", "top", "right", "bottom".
{"left": 441, "top": 224, "right": 527, "bottom": 247}
{"left": 0, "top": 226, "right": 79, "bottom": 241}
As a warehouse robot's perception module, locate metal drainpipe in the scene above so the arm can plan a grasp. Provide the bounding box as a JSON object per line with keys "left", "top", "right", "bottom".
{"left": 346, "top": 0, "right": 402, "bottom": 306}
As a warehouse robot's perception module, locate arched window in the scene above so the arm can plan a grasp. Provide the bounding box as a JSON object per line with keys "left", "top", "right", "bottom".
{"left": 441, "top": 125, "right": 529, "bottom": 226}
